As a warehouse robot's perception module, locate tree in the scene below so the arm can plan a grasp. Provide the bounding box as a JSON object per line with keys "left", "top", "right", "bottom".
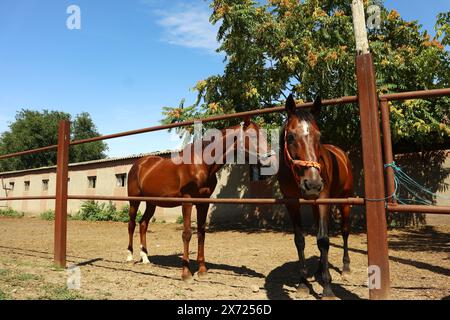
{"left": 161, "top": 0, "right": 449, "bottom": 153}
{"left": 71, "top": 112, "right": 108, "bottom": 162}
{"left": 0, "top": 110, "right": 108, "bottom": 171}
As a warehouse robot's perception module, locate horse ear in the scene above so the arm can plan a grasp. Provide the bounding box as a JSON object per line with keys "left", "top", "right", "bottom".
{"left": 285, "top": 94, "right": 296, "bottom": 115}
{"left": 312, "top": 95, "right": 322, "bottom": 117}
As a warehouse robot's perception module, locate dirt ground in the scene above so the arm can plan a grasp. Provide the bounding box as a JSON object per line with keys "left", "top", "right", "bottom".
{"left": 0, "top": 217, "right": 448, "bottom": 300}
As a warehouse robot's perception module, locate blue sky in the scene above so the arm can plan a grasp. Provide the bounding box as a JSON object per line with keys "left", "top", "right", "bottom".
{"left": 0, "top": 0, "right": 448, "bottom": 158}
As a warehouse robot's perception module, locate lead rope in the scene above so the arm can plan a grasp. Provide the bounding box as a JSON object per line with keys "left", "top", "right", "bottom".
{"left": 366, "top": 162, "right": 449, "bottom": 205}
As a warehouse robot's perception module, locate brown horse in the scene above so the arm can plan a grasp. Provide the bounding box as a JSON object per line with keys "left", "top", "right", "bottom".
{"left": 126, "top": 120, "right": 267, "bottom": 280}
{"left": 278, "top": 94, "right": 353, "bottom": 299}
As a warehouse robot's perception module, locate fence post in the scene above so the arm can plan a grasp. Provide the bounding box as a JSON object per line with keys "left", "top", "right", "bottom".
{"left": 54, "top": 120, "right": 70, "bottom": 268}
{"left": 380, "top": 98, "right": 397, "bottom": 204}
{"left": 356, "top": 54, "right": 391, "bottom": 299}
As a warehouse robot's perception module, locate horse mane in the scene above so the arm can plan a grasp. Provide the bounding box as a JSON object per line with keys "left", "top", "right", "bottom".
{"left": 178, "top": 122, "right": 253, "bottom": 156}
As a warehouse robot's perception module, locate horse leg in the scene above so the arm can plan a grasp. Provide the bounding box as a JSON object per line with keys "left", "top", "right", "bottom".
{"left": 341, "top": 205, "right": 351, "bottom": 274}
{"left": 313, "top": 204, "right": 334, "bottom": 298}
{"left": 196, "top": 203, "right": 209, "bottom": 277}
{"left": 286, "top": 203, "right": 309, "bottom": 294}
{"left": 126, "top": 200, "right": 140, "bottom": 262}
{"left": 181, "top": 203, "right": 193, "bottom": 281}
{"left": 139, "top": 202, "right": 156, "bottom": 264}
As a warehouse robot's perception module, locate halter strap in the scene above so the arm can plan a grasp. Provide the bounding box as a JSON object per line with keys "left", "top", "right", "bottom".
{"left": 283, "top": 129, "right": 321, "bottom": 178}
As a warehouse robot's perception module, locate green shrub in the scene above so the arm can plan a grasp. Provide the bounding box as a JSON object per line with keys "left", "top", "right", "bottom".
{"left": 75, "top": 200, "right": 108, "bottom": 221}
{"left": 0, "top": 208, "right": 24, "bottom": 218}
{"left": 110, "top": 204, "right": 130, "bottom": 222}
{"left": 40, "top": 210, "right": 55, "bottom": 221}
{"left": 72, "top": 201, "right": 141, "bottom": 222}
{"left": 176, "top": 215, "right": 184, "bottom": 224}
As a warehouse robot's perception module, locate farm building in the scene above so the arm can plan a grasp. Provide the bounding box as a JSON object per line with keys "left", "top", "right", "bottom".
{"left": 0, "top": 151, "right": 280, "bottom": 224}
{"left": 1, "top": 149, "right": 449, "bottom": 226}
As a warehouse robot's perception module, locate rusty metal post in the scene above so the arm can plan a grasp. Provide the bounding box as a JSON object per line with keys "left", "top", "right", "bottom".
{"left": 380, "top": 98, "right": 397, "bottom": 204}
{"left": 356, "top": 53, "right": 390, "bottom": 299}
{"left": 54, "top": 120, "right": 70, "bottom": 268}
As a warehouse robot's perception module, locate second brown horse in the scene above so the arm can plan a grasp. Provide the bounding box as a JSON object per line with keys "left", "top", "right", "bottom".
{"left": 126, "top": 120, "right": 266, "bottom": 281}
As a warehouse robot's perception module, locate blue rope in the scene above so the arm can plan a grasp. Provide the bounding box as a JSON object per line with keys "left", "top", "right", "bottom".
{"left": 381, "top": 161, "right": 449, "bottom": 205}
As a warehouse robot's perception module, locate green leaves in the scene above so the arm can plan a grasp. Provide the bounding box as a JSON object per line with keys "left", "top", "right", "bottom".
{"left": 70, "top": 112, "right": 108, "bottom": 163}
{"left": 161, "top": 0, "right": 449, "bottom": 152}
{"left": 435, "top": 12, "right": 450, "bottom": 46}
{"left": 0, "top": 110, "right": 108, "bottom": 171}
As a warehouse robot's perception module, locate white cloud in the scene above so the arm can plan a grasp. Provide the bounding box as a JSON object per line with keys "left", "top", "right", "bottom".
{"left": 153, "top": 3, "right": 220, "bottom": 54}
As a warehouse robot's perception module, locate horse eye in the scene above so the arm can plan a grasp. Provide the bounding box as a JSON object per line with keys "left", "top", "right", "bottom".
{"left": 287, "top": 133, "right": 295, "bottom": 144}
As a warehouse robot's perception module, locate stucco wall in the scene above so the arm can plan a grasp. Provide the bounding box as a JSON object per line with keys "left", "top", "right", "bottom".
{"left": 0, "top": 158, "right": 174, "bottom": 219}
{"left": 1, "top": 150, "right": 449, "bottom": 226}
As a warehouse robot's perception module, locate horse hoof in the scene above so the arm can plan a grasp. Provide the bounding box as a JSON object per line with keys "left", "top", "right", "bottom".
{"left": 126, "top": 250, "right": 134, "bottom": 262}
{"left": 296, "top": 283, "right": 310, "bottom": 296}
{"left": 182, "top": 274, "right": 194, "bottom": 283}
{"left": 321, "top": 288, "right": 336, "bottom": 300}
{"left": 140, "top": 251, "right": 150, "bottom": 264}
{"left": 198, "top": 271, "right": 208, "bottom": 279}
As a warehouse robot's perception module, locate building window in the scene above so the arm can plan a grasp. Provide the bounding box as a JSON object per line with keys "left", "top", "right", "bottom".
{"left": 42, "top": 179, "right": 49, "bottom": 191}
{"left": 8, "top": 182, "right": 15, "bottom": 191}
{"left": 24, "top": 181, "right": 30, "bottom": 191}
{"left": 88, "top": 176, "right": 97, "bottom": 188}
{"left": 116, "top": 173, "right": 127, "bottom": 187}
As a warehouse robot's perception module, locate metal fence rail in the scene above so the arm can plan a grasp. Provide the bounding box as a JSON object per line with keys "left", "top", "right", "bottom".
{"left": 0, "top": 96, "right": 359, "bottom": 161}
{"left": 386, "top": 204, "right": 450, "bottom": 214}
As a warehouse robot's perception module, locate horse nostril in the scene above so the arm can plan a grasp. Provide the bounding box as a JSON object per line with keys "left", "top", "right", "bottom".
{"left": 306, "top": 180, "right": 322, "bottom": 191}
{"left": 318, "top": 183, "right": 324, "bottom": 192}
{"left": 303, "top": 179, "right": 311, "bottom": 191}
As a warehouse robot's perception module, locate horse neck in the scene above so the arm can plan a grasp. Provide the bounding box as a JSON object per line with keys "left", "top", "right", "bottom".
{"left": 318, "top": 142, "right": 327, "bottom": 159}
{"left": 206, "top": 128, "right": 241, "bottom": 177}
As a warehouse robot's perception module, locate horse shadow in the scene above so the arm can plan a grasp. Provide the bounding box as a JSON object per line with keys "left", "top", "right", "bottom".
{"left": 388, "top": 226, "right": 450, "bottom": 253}
{"left": 149, "top": 254, "right": 265, "bottom": 279}
{"left": 264, "top": 256, "right": 362, "bottom": 300}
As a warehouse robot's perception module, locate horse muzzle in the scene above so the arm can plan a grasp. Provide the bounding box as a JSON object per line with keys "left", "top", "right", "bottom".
{"left": 300, "top": 178, "right": 324, "bottom": 199}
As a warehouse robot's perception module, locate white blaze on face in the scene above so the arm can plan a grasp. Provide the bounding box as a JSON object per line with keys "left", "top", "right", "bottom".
{"left": 300, "top": 120, "right": 310, "bottom": 136}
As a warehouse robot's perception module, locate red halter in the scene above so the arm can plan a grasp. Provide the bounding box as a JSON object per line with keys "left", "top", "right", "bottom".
{"left": 284, "top": 129, "right": 321, "bottom": 183}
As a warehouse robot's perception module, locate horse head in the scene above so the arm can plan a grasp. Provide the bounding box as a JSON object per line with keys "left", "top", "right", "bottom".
{"left": 283, "top": 94, "right": 323, "bottom": 199}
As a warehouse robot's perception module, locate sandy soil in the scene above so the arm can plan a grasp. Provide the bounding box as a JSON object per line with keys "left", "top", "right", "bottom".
{"left": 0, "top": 217, "right": 448, "bottom": 300}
